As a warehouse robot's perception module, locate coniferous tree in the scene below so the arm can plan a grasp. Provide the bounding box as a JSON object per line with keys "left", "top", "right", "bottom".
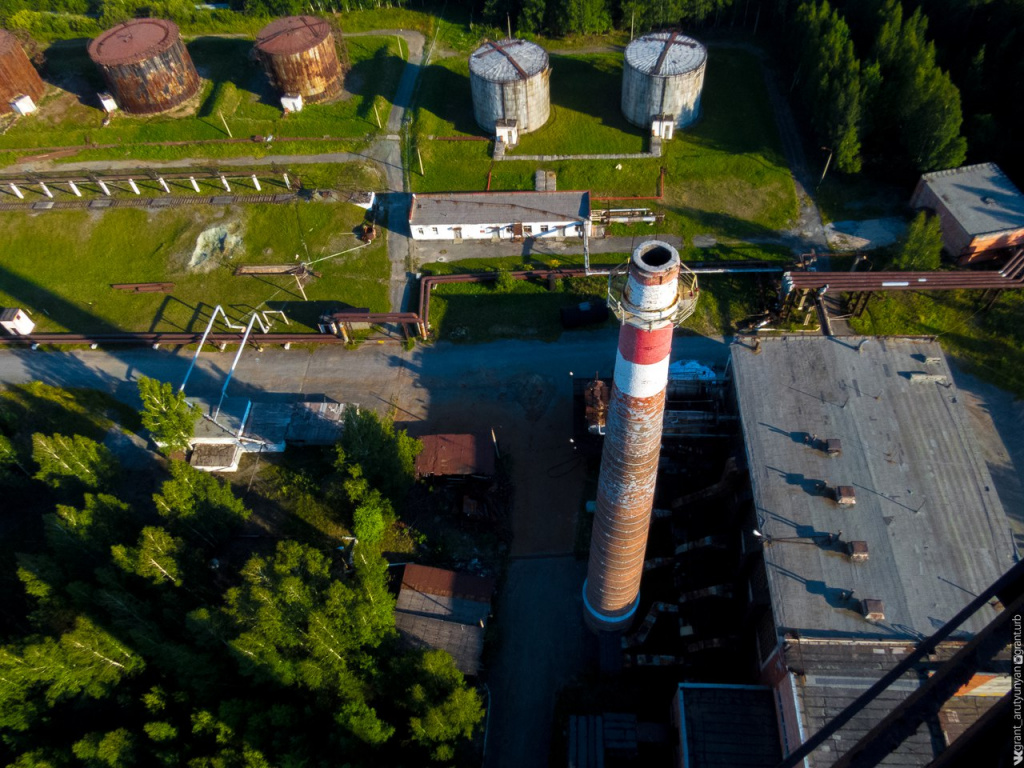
{"left": 137, "top": 377, "right": 196, "bottom": 455}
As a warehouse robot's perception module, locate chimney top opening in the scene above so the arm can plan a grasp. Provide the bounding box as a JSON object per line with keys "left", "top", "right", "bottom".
{"left": 639, "top": 246, "right": 673, "bottom": 267}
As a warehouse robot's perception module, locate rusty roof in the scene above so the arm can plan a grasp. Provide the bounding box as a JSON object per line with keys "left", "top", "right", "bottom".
{"left": 0, "top": 29, "right": 22, "bottom": 56}
{"left": 401, "top": 563, "right": 495, "bottom": 603}
{"left": 255, "top": 15, "right": 332, "bottom": 56}
{"left": 415, "top": 433, "right": 496, "bottom": 477}
{"left": 88, "top": 19, "right": 182, "bottom": 66}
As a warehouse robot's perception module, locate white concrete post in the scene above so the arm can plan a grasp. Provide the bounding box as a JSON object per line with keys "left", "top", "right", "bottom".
{"left": 128, "top": 179, "right": 140, "bottom": 195}
{"left": 9, "top": 183, "right": 23, "bottom": 199}
{"left": 98, "top": 180, "right": 111, "bottom": 196}
{"left": 221, "top": 176, "right": 231, "bottom": 192}
{"left": 190, "top": 176, "right": 200, "bottom": 193}
{"left": 68, "top": 180, "right": 82, "bottom": 197}
{"left": 39, "top": 182, "right": 53, "bottom": 199}
{"left": 283, "top": 173, "right": 290, "bottom": 190}
{"left": 251, "top": 174, "right": 261, "bottom": 192}
{"left": 159, "top": 177, "right": 170, "bottom": 194}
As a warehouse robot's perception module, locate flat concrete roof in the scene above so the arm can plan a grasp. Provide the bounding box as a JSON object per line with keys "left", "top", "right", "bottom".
{"left": 732, "top": 336, "right": 1014, "bottom": 641}
{"left": 919, "top": 162, "right": 1024, "bottom": 236}
{"left": 410, "top": 191, "right": 589, "bottom": 228}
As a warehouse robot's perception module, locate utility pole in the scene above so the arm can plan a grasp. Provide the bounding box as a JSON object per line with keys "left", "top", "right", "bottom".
{"left": 219, "top": 111, "right": 232, "bottom": 138}
{"left": 417, "top": 147, "right": 424, "bottom": 176}
{"left": 818, "top": 147, "right": 834, "bottom": 188}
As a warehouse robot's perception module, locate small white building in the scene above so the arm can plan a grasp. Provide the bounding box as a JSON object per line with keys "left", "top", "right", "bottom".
{"left": 0, "top": 307, "right": 34, "bottom": 336}
{"left": 97, "top": 92, "right": 118, "bottom": 113}
{"left": 9, "top": 94, "right": 36, "bottom": 115}
{"left": 408, "top": 190, "right": 591, "bottom": 242}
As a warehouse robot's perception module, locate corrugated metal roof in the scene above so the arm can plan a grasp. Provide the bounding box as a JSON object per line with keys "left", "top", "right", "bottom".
{"left": 624, "top": 31, "right": 706, "bottom": 77}
{"left": 401, "top": 563, "right": 495, "bottom": 602}
{"left": 469, "top": 39, "right": 548, "bottom": 82}
{"left": 255, "top": 15, "right": 331, "bottom": 56}
{"left": 678, "top": 685, "right": 781, "bottom": 767}
{"left": 89, "top": 19, "right": 180, "bottom": 66}
{"left": 918, "top": 162, "right": 1024, "bottom": 237}
{"left": 409, "top": 190, "right": 589, "bottom": 227}
{"left": 415, "top": 433, "right": 496, "bottom": 477}
{"left": 732, "top": 336, "right": 1015, "bottom": 642}
{"left": 394, "top": 613, "right": 484, "bottom": 676}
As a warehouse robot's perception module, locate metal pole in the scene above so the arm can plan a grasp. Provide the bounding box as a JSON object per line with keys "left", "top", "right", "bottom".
{"left": 215, "top": 314, "right": 258, "bottom": 421}
{"left": 219, "top": 110, "right": 232, "bottom": 138}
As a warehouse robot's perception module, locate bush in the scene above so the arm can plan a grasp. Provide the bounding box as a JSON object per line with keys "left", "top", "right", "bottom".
{"left": 892, "top": 211, "right": 943, "bottom": 271}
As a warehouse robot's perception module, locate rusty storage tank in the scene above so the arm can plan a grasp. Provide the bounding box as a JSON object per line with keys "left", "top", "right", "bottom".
{"left": 469, "top": 39, "right": 550, "bottom": 135}
{"left": 254, "top": 16, "right": 343, "bottom": 104}
{"left": 0, "top": 29, "right": 46, "bottom": 114}
{"left": 88, "top": 19, "right": 200, "bottom": 115}
{"left": 621, "top": 31, "right": 707, "bottom": 131}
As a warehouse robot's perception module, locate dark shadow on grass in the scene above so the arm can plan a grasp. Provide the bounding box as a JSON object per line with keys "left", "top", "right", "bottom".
{"left": 40, "top": 39, "right": 105, "bottom": 107}
{"left": 348, "top": 48, "right": 405, "bottom": 122}
{"left": 413, "top": 63, "right": 480, "bottom": 136}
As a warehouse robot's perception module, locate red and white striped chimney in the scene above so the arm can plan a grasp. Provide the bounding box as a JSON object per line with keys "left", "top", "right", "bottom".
{"left": 584, "top": 241, "right": 681, "bottom": 632}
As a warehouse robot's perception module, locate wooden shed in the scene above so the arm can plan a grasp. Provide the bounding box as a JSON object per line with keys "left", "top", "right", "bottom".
{"left": 910, "top": 163, "right": 1024, "bottom": 264}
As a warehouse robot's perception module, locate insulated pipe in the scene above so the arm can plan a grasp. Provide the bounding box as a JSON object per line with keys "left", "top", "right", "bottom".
{"left": 584, "top": 241, "right": 680, "bottom": 633}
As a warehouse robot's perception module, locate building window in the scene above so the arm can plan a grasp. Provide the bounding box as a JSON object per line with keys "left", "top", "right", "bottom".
{"left": 417, "top": 228, "right": 424, "bottom": 236}
{"left": 431, "top": 227, "right": 438, "bottom": 234}
{"left": 524, "top": 225, "right": 533, "bottom": 235}
{"left": 540, "top": 225, "right": 549, "bottom": 233}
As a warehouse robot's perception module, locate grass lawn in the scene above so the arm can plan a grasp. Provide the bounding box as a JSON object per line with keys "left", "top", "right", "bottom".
{"left": 0, "top": 201, "right": 389, "bottom": 333}
{"left": 0, "top": 36, "right": 404, "bottom": 160}
{"left": 849, "top": 289, "right": 1024, "bottom": 398}
{"left": 411, "top": 46, "right": 797, "bottom": 241}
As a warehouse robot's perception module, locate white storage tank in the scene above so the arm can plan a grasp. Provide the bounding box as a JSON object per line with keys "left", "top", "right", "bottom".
{"left": 621, "top": 31, "right": 707, "bottom": 136}
{"left": 469, "top": 39, "right": 550, "bottom": 139}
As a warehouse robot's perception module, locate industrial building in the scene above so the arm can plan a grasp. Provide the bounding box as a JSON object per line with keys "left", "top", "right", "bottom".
{"left": 407, "top": 190, "right": 590, "bottom": 242}
{"left": 728, "top": 336, "right": 1012, "bottom": 765}
{"left": 254, "top": 15, "right": 344, "bottom": 107}
{"left": 87, "top": 19, "right": 200, "bottom": 114}
{"left": 910, "top": 162, "right": 1024, "bottom": 264}
{"left": 0, "top": 29, "right": 45, "bottom": 115}
{"left": 621, "top": 31, "right": 707, "bottom": 139}
{"left": 469, "top": 38, "right": 550, "bottom": 144}
{"left": 395, "top": 564, "right": 495, "bottom": 676}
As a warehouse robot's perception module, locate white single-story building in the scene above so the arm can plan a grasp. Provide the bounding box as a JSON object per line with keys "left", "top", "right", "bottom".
{"left": 408, "top": 190, "right": 591, "bottom": 242}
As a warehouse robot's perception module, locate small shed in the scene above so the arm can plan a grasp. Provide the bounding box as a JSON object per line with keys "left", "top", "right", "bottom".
{"left": 0, "top": 307, "right": 35, "bottom": 336}
{"left": 394, "top": 564, "right": 495, "bottom": 676}
{"left": 910, "top": 163, "right": 1024, "bottom": 264}
{"left": 415, "top": 433, "right": 496, "bottom": 479}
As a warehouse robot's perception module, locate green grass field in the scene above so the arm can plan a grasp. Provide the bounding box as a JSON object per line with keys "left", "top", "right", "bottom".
{"left": 411, "top": 46, "right": 797, "bottom": 243}
{"left": 0, "top": 201, "right": 389, "bottom": 333}
{"left": 0, "top": 36, "right": 403, "bottom": 161}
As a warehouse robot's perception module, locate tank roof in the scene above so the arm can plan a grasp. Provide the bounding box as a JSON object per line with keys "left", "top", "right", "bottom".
{"left": 624, "top": 31, "right": 707, "bottom": 76}
{"left": 469, "top": 39, "right": 548, "bottom": 82}
{"left": 256, "top": 15, "right": 332, "bottom": 56}
{"left": 88, "top": 18, "right": 181, "bottom": 66}
{"left": 0, "top": 29, "right": 22, "bottom": 55}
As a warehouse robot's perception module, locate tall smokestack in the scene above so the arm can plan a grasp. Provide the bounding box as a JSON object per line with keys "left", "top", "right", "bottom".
{"left": 584, "top": 241, "right": 683, "bottom": 633}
